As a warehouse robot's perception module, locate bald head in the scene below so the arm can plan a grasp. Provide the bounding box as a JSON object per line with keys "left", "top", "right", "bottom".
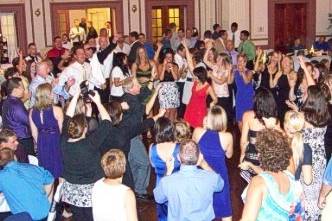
{"left": 99, "top": 36, "right": 109, "bottom": 50}
{"left": 226, "top": 40, "right": 234, "bottom": 51}
{"left": 179, "top": 140, "right": 200, "bottom": 165}
{"left": 36, "top": 61, "right": 49, "bottom": 77}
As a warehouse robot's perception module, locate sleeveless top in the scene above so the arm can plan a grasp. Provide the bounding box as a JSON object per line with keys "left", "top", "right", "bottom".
{"left": 256, "top": 171, "right": 304, "bottom": 221}
{"left": 161, "top": 71, "right": 175, "bottom": 82}
{"left": 92, "top": 179, "right": 130, "bottom": 221}
{"left": 211, "top": 67, "right": 229, "bottom": 98}
{"left": 149, "top": 143, "right": 181, "bottom": 183}
{"left": 136, "top": 63, "right": 152, "bottom": 80}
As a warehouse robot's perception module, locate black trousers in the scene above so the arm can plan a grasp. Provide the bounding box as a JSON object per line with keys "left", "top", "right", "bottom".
{"left": 18, "top": 137, "right": 34, "bottom": 156}
{"left": 176, "top": 82, "right": 186, "bottom": 118}
{"left": 70, "top": 205, "right": 93, "bottom": 221}
{"left": 217, "top": 97, "right": 233, "bottom": 124}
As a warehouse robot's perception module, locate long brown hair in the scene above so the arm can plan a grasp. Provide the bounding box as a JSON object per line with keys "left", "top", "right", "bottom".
{"left": 302, "top": 85, "right": 330, "bottom": 127}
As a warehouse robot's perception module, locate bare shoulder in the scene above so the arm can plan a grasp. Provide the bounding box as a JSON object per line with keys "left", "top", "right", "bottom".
{"left": 219, "top": 131, "right": 233, "bottom": 141}
{"left": 125, "top": 188, "right": 136, "bottom": 200}
{"left": 53, "top": 106, "right": 63, "bottom": 116}
{"left": 243, "top": 110, "right": 254, "bottom": 121}
{"left": 193, "top": 127, "right": 205, "bottom": 141}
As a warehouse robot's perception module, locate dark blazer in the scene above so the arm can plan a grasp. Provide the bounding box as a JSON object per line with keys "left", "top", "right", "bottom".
{"left": 128, "top": 40, "right": 143, "bottom": 65}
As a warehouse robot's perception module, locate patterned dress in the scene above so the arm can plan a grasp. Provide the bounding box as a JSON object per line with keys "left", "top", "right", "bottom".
{"left": 301, "top": 126, "right": 327, "bottom": 221}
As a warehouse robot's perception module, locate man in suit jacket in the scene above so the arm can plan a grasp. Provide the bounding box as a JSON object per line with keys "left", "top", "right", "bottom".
{"left": 128, "top": 31, "right": 143, "bottom": 66}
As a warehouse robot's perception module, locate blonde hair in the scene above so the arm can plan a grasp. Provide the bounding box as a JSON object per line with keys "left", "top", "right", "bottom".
{"left": 101, "top": 149, "right": 126, "bottom": 179}
{"left": 284, "top": 110, "right": 305, "bottom": 167}
{"left": 174, "top": 121, "right": 191, "bottom": 143}
{"left": 34, "top": 83, "right": 53, "bottom": 110}
{"left": 205, "top": 105, "right": 227, "bottom": 131}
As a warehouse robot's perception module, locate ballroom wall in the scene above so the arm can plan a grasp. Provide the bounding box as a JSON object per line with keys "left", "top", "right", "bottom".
{"left": 0, "top": 0, "right": 331, "bottom": 50}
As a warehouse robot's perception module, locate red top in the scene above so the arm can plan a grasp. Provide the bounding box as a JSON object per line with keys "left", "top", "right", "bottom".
{"left": 47, "top": 47, "right": 65, "bottom": 58}
{"left": 184, "top": 81, "right": 210, "bottom": 128}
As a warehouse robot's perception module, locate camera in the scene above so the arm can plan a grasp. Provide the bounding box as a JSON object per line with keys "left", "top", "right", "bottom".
{"left": 80, "top": 80, "right": 95, "bottom": 102}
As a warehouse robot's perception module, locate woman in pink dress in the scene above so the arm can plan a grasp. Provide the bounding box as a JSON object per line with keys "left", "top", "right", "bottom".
{"left": 184, "top": 66, "right": 217, "bottom": 128}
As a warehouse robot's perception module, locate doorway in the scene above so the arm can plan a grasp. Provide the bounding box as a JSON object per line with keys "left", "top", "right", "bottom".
{"left": 146, "top": 0, "right": 194, "bottom": 42}
{"left": 268, "top": 0, "right": 316, "bottom": 52}
{"left": 0, "top": 4, "right": 27, "bottom": 58}
{"left": 50, "top": 1, "right": 123, "bottom": 39}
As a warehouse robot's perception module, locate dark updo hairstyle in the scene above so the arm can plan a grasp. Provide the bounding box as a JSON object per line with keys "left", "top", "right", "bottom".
{"left": 154, "top": 117, "right": 175, "bottom": 143}
{"left": 159, "top": 48, "right": 174, "bottom": 64}
{"left": 108, "top": 101, "right": 123, "bottom": 126}
{"left": 256, "top": 129, "right": 292, "bottom": 173}
{"left": 253, "top": 87, "right": 278, "bottom": 125}
{"left": 193, "top": 66, "right": 208, "bottom": 84}
{"left": 68, "top": 114, "right": 88, "bottom": 139}
{"left": 302, "top": 85, "right": 330, "bottom": 127}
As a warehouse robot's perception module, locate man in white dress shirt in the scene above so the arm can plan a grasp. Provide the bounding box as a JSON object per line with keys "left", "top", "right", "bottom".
{"left": 69, "top": 19, "right": 86, "bottom": 47}
{"left": 113, "top": 34, "right": 131, "bottom": 55}
{"left": 58, "top": 46, "right": 92, "bottom": 97}
{"left": 227, "top": 22, "right": 241, "bottom": 49}
{"left": 83, "top": 43, "right": 105, "bottom": 90}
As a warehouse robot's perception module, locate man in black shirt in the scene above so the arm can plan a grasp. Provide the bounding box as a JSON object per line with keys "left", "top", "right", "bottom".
{"left": 122, "top": 78, "right": 158, "bottom": 200}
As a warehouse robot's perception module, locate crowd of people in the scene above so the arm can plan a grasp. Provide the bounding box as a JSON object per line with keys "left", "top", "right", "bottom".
{"left": 0, "top": 18, "right": 331, "bottom": 221}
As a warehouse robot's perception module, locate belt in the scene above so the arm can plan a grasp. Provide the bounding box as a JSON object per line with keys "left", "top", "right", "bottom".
{"left": 186, "top": 78, "right": 193, "bottom": 82}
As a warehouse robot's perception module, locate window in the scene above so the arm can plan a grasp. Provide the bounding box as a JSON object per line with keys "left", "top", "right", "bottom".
{"left": 151, "top": 8, "right": 163, "bottom": 42}
{"left": 0, "top": 13, "right": 17, "bottom": 61}
{"left": 87, "top": 8, "right": 112, "bottom": 34}
{"left": 168, "top": 8, "right": 180, "bottom": 28}
{"left": 57, "top": 10, "right": 69, "bottom": 36}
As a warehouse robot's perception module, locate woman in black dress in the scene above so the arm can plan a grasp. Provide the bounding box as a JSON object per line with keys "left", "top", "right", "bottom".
{"left": 269, "top": 55, "right": 296, "bottom": 120}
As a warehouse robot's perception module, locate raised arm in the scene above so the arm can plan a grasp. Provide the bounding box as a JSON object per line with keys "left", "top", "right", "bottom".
{"left": 254, "top": 48, "right": 263, "bottom": 72}
{"left": 153, "top": 42, "right": 163, "bottom": 63}
{"left": 299, "top": 56, "right": 315, "bottom": 86}
{"left": 203, "top": 48, "right": 215, "bottom": 69}
{"left": 145, "top": 84, "right": 161, "bottom": 115}
{"left": 65, "top": 92, "right": 80, "bottom": 117}
{"left": 269, "top": 71, "right": 282, "bottom": 88}
{"left": 89, "top": 91, "right": 111, "bottom": 121}
{"left": 181, "top": 39, "right": 195, "bottom": 73}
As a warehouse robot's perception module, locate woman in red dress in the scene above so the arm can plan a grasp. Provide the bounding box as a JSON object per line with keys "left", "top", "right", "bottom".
{"left": 184, "top": 66, "right": 217, "bottom": 128}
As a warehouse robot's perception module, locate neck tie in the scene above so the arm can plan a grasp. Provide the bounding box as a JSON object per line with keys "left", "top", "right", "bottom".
{"left": 77, "top": 27, "right": 80, "bottom": 42}
{"left": 232, "top": 33, "right": 235, "bottom": 46}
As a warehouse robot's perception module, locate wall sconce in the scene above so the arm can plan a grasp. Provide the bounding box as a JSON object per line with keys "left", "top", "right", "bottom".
{"left": 34, "top": 8, "right": 41, "bottom": 17}
{"left": 132, "top": 4, "right": 137, "bottom": 13}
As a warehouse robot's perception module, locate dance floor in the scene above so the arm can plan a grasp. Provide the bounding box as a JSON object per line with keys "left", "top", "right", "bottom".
{"left": 63, "top": 125, "right": 246, "bottom": 221}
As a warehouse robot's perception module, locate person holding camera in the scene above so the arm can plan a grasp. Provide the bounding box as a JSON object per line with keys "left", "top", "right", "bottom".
{"left": 60, "top": 89, "right": 111, "bottom": 221}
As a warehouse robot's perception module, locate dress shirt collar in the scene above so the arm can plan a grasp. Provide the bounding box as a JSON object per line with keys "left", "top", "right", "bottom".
{"left": 180, "top": 165, "right": 198, "bottom": 172}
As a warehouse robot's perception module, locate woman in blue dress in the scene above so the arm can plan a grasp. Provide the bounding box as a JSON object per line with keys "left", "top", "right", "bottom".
{"left": 29, "top": 83, "right": 63, "bottom": 178}
{"left": 193, "top": 105, "right": 233, "bottom": 221}
{"left": 149, "top": 117, "right": 181, "bottom": 221}
{"left": 231, "top": 54, "right": 254, "bottom": 131}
